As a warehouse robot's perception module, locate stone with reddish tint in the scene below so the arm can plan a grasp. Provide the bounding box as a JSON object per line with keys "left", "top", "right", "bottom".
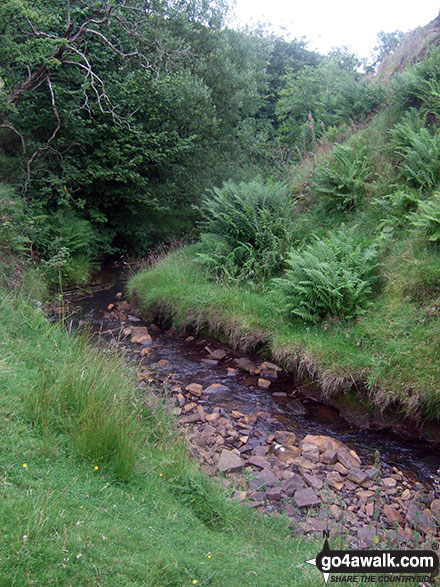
{"left": 266, "top": 487, "right": 283, "bottom": 501}
{"left": 130, "top": 326, "right": 152, "bottom": 345}
{"left": 274, "top": 430, "right": 297, "bottom": 446}
{"left": 293, "top": 488, "right": 321, "bottom": 508}
{"left": 248, "top": 468, "right": 279, "bottom": 490}
{"left": 197, "top": 405, "right": 206, "bottom": 422}
{"left": 334, "top": 462, "right": 349, "bottom": 475}
{"left": 301, "top": 472, "right": 324, "bottom": 490}
{"left": 217, "top": 450, "right": 244, "bottom": 473}
{"left": 330, "top": 504, "right": 341, "bottom": 520}
{"left": 383, "top": 504, "right": 405, "bottom": 526}
{"left": 320, "top": 449, "right": 337, "bottom": 465}
{"left": 246, "top": 456, "right": 270, "bottom": 470}
{"left": 203, "top": 383, "right": 230, "bottom": 394}
{"left": 301, "top": 444, "right": 320, "bottom": 462}
{"left": 180, "top": 413, "right": 201, "bottom": 424}
{"left": 336, "top": 449, "right": 359, "bottom": 470}
{"left": 257, "top": 378, "right": 271, "bottom": 390}
{"left": 285, "top": 505, "right": 297, "bottom": 517}
{"left": 282, "top": 474, "right": 306, "bottom": 496}
{"left": 406, "top": 502, "right": 435, "bottom": 534}
{"left": 276, "top": 447, "right": 301, "bottom": 464}
{"left": 348, "top": 468, "right": 368, "bottom": 485}
{"left": 254, "top": 445, "right": 268, "bottom": 457}
{"left": 292, "top": 457, "right": 316, "bottom": 471}
{"left": 326, "top": 471, "right": 344, "bottom": 491}
{"left": 382, "top": 477, "right": 397, "bottom": 488}
{"left": 210, "top": 349, "right": 228, "bottom": 360}
{"left": 185, "top": 383, "right": 203, "bottom": 398}
{"left": 183, "top": 402, "right": 197, "bottom": 412}
{"left": 235, "top": 357, "right": 258, "bottom": 374}
{"left": 431, "top": 499, "right": 440, "bottom": 519}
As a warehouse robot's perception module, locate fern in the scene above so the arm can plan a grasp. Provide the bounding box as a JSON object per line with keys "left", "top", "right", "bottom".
{"left": 312, "top": 144, "right": 370, "bottom": 210}
{"left": 390, "top": 109, "right": 440, "bottom": 189}
{"left": 195, "top": 179, "right": 294, "bottom": 282}
{"left": 410, "top": 192, "right": 440, "bottom": 243}
{"left": 273, "top": 228, "right": 378, "bottom": 323}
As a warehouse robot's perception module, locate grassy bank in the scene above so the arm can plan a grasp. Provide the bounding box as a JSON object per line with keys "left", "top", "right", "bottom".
{"left": 128, "top": 246, "right": 440, "bottom": 430}
{"left": 0, "top": 290, "right": 319, "bottom": 586}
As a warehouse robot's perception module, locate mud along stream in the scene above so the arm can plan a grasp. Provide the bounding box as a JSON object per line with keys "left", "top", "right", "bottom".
{"left": 61, "top": 274, "right": 440, "bottom": 548}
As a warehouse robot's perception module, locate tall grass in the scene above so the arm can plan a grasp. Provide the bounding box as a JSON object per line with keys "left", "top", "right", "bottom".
{"left": 0, "top": 288, "right": 319, "bottom": 586}
{"left": 0, "top": 293, "right": 143, "bottom": 479}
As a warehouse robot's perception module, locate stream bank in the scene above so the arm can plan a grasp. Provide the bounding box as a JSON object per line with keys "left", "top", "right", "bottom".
{"left": 62, "top": 274, "right": 440, "bottom": 550}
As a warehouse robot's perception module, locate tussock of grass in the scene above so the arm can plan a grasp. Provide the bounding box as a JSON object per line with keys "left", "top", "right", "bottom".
{"left": 128, "top": 246, "right": 440, "bottom": 425}
{"left": 0, "top": 290, "right": 319, "bottom": 585}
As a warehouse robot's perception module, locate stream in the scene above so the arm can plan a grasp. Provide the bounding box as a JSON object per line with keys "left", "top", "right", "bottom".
{"left": 62, "top": 271, "right": 439, "bottom": 492}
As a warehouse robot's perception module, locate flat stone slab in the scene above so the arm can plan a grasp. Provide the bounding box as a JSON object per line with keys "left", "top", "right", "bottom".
{"left": 235, "top": 357, "right": 258, "bottom": 374}
{"left": 248, "top": 468, "right": 279, "bottom": 490}
{"left": 217, "top": 450, "right": 243, "bottom": 473}
{"left": 209, "top": 349, "right": 228, "bottom": 360}
{"left": 301, "top": 472, "right": 323, "bottom": 490}
{"left": 246, "top": 456, "right": 270, "bottom": 470}
{"left": 265, "top": 487, "right": 282, "bottom": 501}
{"left": 203, "top": 383, "right": 230, "bottom": 394}
{"left": 282, "top": 474, "right": 306, "bottom": 496}
{"left": 348, "top": 468, "right": 368, "bottom": 485}
{"left": 293, "top": 488, "right": 321, "bottom": 508}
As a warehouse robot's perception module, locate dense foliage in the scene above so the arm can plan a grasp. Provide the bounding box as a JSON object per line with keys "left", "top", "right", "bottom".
{"left": 195, "top": 179, "right": 294, "bottom": 282}
{"left": 312, "top": 144, "right": 370, "bottom": 210}
{"left": 272, "top": 229, "right": 378, "bottom": 323}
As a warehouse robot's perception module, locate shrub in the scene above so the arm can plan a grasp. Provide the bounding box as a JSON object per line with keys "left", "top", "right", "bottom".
{"left": 389, "top": 109, "right": 440, "bottom": 189}
{"left": 409, "top": 192, "right": 440, "bottom": 243}
{"left": 312, "top": 144, "right": 370, "bottom": 210}
{"left": 273, "top": 228, "right": 378, "bottom": 323}
{"left": 195, "top": 179, "right": 294, "bottom": 282}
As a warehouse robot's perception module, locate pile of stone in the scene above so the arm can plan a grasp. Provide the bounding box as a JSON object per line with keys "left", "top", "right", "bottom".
{"left": 121, "top": 317, "right": 440, "bottom": 549}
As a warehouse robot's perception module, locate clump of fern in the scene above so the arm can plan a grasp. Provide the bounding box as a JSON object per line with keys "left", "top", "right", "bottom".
{"left": 272, "top": 228, "right": 379, "bottom": 323}
{"left": 373, "top": 188, "right": 421, "bottom": 233}
{"left": 312, "top": 144, "right": 370, "bottom": 211}
{"left": 195, "top": 179, "right": 294, "bottom": 283}
{"left": 409, "top": 192, "right": 440, "bottom": 243}
{"left": 389, "top": 109, "right": 440, "bottom": 189}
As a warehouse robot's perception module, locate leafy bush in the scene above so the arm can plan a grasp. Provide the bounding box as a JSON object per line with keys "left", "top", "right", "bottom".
{"left": 276, "top": 50, "right": 383, "bottom": 151}
{"left": 273, "top": 228, "right": 378, "bottom": 323}
{"left": 31, "top": 207, "right": 97, "bottom": 257}
{"left": 389, "top": 109, "right": 440, "bottom": 189}
{"left": 312, "top": 144, "right": 370, "bottom": 210}
{"left": 409, "top": 192, "right": 440, "bottom": 243}
{"left": 195, "top": 179, "right": 294, "bottom": 282}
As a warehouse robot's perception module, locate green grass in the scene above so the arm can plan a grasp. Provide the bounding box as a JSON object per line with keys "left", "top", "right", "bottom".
{"left": 128, "top": 245, "right": 440, "bottom": 426}
{"left": 0, "top": 291, "right": 320, "bottom": 586}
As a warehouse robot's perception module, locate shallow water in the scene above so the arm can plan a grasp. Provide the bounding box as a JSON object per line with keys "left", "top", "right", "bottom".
{"left": 65, "top": 274, "right": 440, "bottom": 490}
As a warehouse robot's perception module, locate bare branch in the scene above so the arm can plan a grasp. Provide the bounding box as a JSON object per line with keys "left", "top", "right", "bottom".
{"left": 85, "top": 28, "right": 149, "bottom": 63}
{"left": 67, "top": 0, "right": 71, "bottom": 32}
{"left": 0, "top": 124, "right": 27, "bottom": 156}
{"left": 24, "top": 77, "right": 61, "bottom": 193}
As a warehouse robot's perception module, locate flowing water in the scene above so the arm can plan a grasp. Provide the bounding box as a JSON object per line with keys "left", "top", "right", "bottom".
{"left": 63, "top": 272, "right": 440, "bottom": 491}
